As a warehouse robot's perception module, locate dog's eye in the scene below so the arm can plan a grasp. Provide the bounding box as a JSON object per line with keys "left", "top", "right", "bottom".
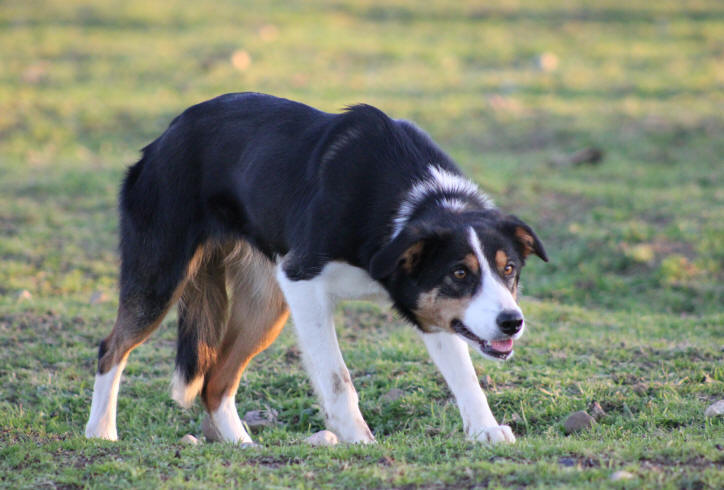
{"left": 504, "top": 264, "right": 515, "bottom": 276}
{"left": 452, "top": 267, "right": 467, "bottom": 280}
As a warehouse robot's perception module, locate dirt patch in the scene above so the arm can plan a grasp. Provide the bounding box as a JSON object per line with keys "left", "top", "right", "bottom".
{"left": 244, "top": 456, "right": 303, "bottom": 469}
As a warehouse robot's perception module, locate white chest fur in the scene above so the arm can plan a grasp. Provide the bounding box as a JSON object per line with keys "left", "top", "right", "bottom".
{"left": 317, "top": 262, "right": 390, "bottom": 302}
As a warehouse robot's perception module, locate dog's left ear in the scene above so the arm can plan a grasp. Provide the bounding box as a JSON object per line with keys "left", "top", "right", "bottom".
{"left": 369, "top": 225, "right": 450, "bottom": 280}
{"left": 500, "top": 215, "right": 549, "bottom": 262}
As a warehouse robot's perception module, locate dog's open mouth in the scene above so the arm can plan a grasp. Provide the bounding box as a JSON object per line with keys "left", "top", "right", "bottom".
{"left": 451, "top": 320, "right": 514, "bottom": 360}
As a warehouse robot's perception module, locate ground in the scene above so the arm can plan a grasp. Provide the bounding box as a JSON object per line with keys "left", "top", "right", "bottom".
{"left": 0, "top": 0, "right": 722, "bottom": 488}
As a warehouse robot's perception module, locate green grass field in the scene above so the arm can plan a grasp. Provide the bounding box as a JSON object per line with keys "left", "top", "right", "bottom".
{"left": 1, "top": 0, "right": 722, "bottom": 487}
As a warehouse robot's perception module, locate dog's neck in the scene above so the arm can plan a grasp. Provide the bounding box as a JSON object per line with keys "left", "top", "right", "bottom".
{"left": 390, "top": 165, "right": 494, "bottom": 240}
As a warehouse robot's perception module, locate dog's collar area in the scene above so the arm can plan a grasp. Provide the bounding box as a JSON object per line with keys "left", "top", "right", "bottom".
{"left": 451, "top": 319, "right": 513, "bottom": 360}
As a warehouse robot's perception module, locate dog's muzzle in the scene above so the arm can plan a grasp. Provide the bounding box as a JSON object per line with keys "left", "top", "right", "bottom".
{"left": 451, "top": 319, "right": 515, "bottom": 360}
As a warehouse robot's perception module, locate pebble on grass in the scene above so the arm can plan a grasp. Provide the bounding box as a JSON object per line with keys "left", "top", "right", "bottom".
{"left": 564, "top": 411, "right": 596, "bottom": 434}
{"left": 704, "top": 400, "right": 724, "bottom": 418}
{"left": 610, "top": 470, "right": 635, "bottom": 481}
{"left": 304, "top": 430, "right": 338, "bottom": 447}
{"left": 180, "top": 434, "right": 200, "bottom": 445}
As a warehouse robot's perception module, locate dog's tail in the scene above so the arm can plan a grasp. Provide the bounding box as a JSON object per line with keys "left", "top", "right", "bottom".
{"left": 170, "top": 244, "right": 230, "bottom": 408}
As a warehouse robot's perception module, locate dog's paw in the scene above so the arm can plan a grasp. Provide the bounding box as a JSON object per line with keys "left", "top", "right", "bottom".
{"left": 329, "top": 417, "right": 376, "bottom": 444}
{"left": 84, "top": 427, "right": 118, "bottom": 441}
{"left": 470, "top": 425, "right": 516, "bottom": 444}
{"left": 85, "top": 420, "right": 118, "bottom": 441}
{"left": 201, "top": 415, "right": 256, "bottom": 445}
{"left": 336, "top": 429, "right": 376, "bottom": 444}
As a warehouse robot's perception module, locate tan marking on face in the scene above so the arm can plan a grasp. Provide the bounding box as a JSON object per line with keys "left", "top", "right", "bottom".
{"left": 462, "top": 253, "right": 480, "bottom": 274}
{"left": 400, "top": 241, "right": 424, "bottom": 273}
{"left": 413, "top": 287, "right": 474, "bottom": 333}
{"left": 495, "top": 249, "right": 508, "bottom": 275}
{"left": 514, "top": 226, "right": 535, "bottom": 258}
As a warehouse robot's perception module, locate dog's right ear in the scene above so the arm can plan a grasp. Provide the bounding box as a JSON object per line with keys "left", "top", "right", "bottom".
{"left": 369, "top": 225, "right": 450, "bottom": 280}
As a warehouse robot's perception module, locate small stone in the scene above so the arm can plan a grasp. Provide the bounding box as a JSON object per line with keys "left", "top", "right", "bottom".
{"left": 89, "top": 291, "right": 109, "bottom": 305}
{"left": 17, "top": 290, "right": 32, "bottom": 302}
{"left": 564, "top": 411, "right": 596, "bottom": 434}
{"left": 230, "top": 50, "right": 251, "bottom": 71}
{"left": 632, "top": 383, "right": 649, "bottom": 396}
{"left": 610, "top": 470, "right": 635, "bottom": 481}
{"left": 537, "top": 52, "right": 559, "bottom": 72}
{"left": 704, "top": 400, "right": 724, "bottom": 418}
{"left": 558, "top": 457, "right": 576, "bottom": 467}
{"left": 380, "top": 388, "right": 405, "bottom": 403}
{"left": 179, "top": 434, "right": 200, "bottom": 445}
{"left": 480, "top": 375, "right": 493, "bottom": 390}
{"left": 243, "top": 409, "right": 278, "bottom": 431}
{"left": 304, "top": 430, "right": 338, "bottom": 447}
{"left": 589, "top": 401, "right": 607, "bottom": 420}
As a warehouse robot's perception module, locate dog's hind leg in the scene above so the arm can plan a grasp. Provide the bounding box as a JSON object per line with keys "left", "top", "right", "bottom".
{"left": 85, "top": 247, "right": 201, "bottom": 440}
{"left": 199, "top": 244, "right": 288, "bottom": 444}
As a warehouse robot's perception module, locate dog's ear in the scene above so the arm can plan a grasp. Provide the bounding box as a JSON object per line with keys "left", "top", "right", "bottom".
{"left": 369, "top": 225, "right": 450, "bottom": 280}
{"left": 500, "top": 215, "right": 548, "bottom": 262}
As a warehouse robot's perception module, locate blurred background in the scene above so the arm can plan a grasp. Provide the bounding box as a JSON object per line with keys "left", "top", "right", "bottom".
{"left": 1, "top": 0, "right": 722, "bottom": 314}
{"left": 1, "top": 2, "right": 722, "bottom": 486}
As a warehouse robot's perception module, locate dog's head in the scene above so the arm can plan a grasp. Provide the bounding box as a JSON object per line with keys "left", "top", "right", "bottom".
{"left": 370, "top": 212, "right": 548, "bottom": 360}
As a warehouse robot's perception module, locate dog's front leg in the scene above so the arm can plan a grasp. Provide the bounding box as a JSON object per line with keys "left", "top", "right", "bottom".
{"left": 277, "top": 267, "right": 375, "bottom": 444}
{"left": 420, "top": 331, "right": 515, "bottom": 444}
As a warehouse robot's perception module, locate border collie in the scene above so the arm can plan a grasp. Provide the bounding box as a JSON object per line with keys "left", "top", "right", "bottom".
{"left": 85, "top": 93, "right": 547, "bottom": 445}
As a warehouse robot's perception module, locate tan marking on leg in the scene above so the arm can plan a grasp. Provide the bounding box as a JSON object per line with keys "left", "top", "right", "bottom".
{"left": 98, "top": 273, "right": 189, "bottom": 374}
{"left": 202, "top": 244, "right": 289, "bottom": 412}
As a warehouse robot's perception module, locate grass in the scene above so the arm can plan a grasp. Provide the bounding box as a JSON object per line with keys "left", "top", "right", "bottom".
{"left": 0, "top": 0, "right": 722, "bottom": 487}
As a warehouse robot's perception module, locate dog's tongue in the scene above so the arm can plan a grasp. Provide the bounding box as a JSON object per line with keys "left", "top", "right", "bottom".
{"left": 490, "top": 339, "right": 514, "bottom": 353}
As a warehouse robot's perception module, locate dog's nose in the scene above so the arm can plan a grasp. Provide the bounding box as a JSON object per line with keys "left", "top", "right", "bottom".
{"left": 496, "top": 310, "right": 524, "bottom": 335}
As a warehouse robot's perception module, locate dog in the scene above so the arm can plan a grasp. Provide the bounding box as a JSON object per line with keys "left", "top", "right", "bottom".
{"left": 85, "top": 92, "right": 547, "bottom": 445}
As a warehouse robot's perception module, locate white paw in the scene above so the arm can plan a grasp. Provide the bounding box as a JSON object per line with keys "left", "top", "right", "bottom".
{"left": 335, "top": 428, "right": 376, "bottom": 444}
{"left": 85, "top": 425, "right": 118, "bottom": 441}
{"left": 201, "top": 415, "right": 255, "bottom": 445}
{"left": 330, "top": 421, "right": 376, "bottom": 444}
{"left": 469, "top": 425, "right": 516, "bottom": 444}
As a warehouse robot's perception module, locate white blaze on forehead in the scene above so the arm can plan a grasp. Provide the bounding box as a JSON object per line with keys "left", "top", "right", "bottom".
{"left": 392, "top": 165, "right": 494, "bottom": 238}
{"left": 463, "top": 227, "right": 523, "bottom": 340}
